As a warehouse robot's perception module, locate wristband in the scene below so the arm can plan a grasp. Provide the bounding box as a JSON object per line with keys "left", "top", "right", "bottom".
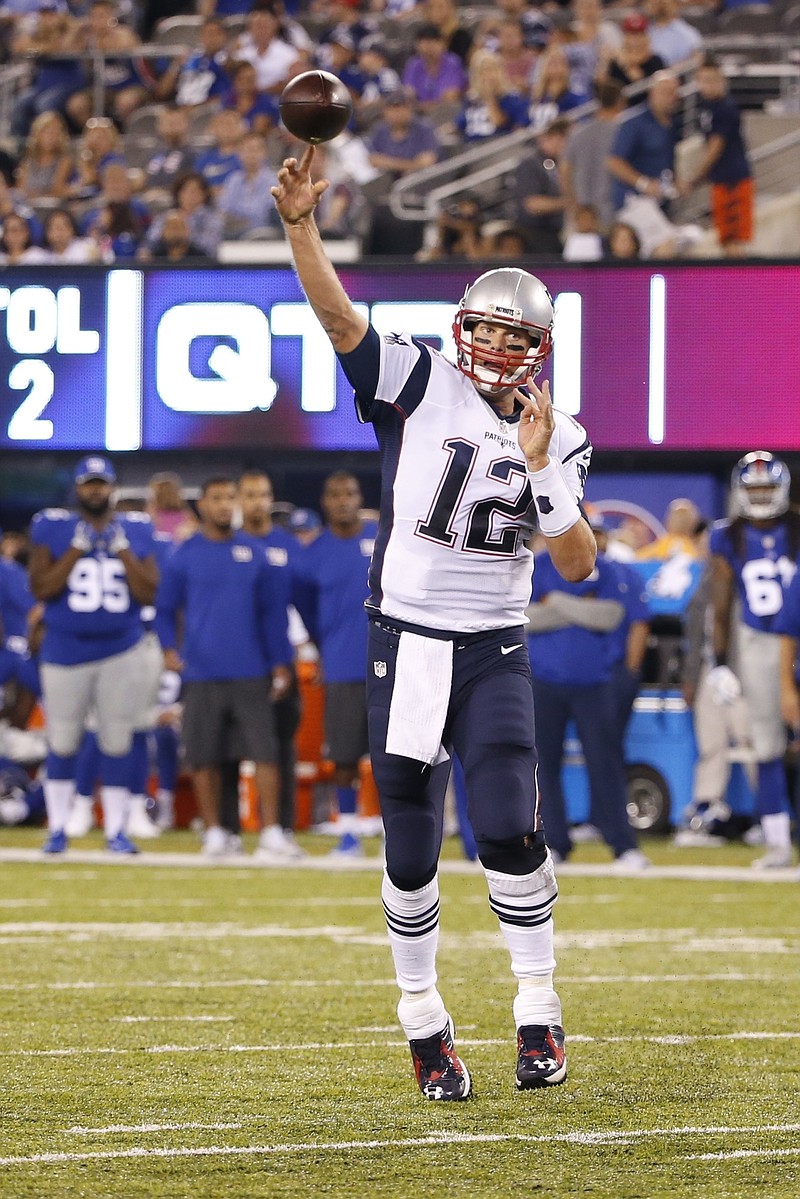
{"left": 528, "top": 458, "right": 581, "bottom": 537}
{"left": 635, "top": 176, "right": 649, "bottom": 194}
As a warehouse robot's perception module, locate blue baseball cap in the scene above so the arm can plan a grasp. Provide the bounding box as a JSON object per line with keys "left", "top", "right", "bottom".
{"left": 74, "top": 455, "right": 116, "bottom": 485}
{"left": 288, "top": 507, "right": 321, "bottom": 534}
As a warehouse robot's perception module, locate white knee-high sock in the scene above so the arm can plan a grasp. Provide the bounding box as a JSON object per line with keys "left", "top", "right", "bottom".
{"left": 101, "top": 786, "right": 128, "bottom": 840}
{"left": 485, "top": 856, "right": 562, "bottom": 1028}
{"left": 382, "top": 870, "right": 441, "bottom": 999}
{"left": 44, "top": 779, "right": 74, "bottom": 833}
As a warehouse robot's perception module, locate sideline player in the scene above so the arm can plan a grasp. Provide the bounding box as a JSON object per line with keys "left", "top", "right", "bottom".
{"left": 272, "top": 146, "right": 595, "bottom": 1099}
{"left": 710, "top": 452, "right": 800, "bottom": 868}
{"left": 28, "top": 456, "right": 160, "bottom": 854}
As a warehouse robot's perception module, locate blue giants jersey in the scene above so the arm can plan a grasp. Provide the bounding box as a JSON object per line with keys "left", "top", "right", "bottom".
{"left": 293, "top": 522, "right": 377, "bottom": 683}
{"left": 528, "top": 551, "right": 647, "bottom": 685}
{"left": 0, "top": 558, "right": 36, "bottom": 644}
{"left": 709, "top": 519, "right": 798, "bottom": 633}
{"left": 30, "top": 509, "right": 158, "bottom": 665}
{"left": 155, "top": 531, "right": 292, "bottom": 682}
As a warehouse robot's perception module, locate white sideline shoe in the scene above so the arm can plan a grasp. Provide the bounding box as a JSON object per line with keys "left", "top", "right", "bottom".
{"left": 126, "top": 797, "right": 160, "bottom": 840}
{"left": 255, "top": 825, "right": 306, "bottom": 863}
{"left": 752, "top": 848, "right": 793, "bottom": 870}
{"left": 611, "top": 849, "right": 651, "bottom": 872}
{"left": 202, "top": 825, "right": 230, "bottom": 858}
{"left": 65, "top": 796, "right": 95, "bottom": 838}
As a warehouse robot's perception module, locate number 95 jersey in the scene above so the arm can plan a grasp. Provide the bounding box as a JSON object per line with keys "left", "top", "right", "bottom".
{"left": 30, "top": 509, "right": 157, "bottom": 665}
{"left": 339, "top": 326, "right": 592, "bottom": 633}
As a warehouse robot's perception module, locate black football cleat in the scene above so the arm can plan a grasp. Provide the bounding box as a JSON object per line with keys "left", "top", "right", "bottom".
{"left": 515, "top": 1023, "right": 567, "bottom": 1089}
{"left": 409, "top": 1018, "right": 472, "bottom": 1101}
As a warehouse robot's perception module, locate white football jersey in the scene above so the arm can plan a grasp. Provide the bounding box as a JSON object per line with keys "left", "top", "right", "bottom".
{"left": 343, "top": 328, "right": 592, "bottom": 634}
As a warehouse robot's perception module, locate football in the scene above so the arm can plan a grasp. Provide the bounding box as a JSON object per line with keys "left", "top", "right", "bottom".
{"left": 278, "top": 70, "right": 354, "bottom": 144}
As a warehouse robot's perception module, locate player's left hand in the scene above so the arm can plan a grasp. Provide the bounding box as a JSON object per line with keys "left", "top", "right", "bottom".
{"left": 107, "top": 522, "right": 130, "bottom": 555}
{"left": 518, "top": 379, "right": 555, "bottom": 473}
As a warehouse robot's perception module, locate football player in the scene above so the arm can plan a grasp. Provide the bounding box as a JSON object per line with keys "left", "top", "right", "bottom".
{"left": 709, "top": 451, "right": 800, "bottom": 868}
{"left": 28, "top": 456, "right": 160, "bottom": 854}
{"left": 272, "top": 147, "right": 595, "bottom": 1100}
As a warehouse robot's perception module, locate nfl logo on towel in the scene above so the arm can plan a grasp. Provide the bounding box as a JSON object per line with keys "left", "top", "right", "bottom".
{"left": 373, "top": 661, "right": 387, "bottom": 678}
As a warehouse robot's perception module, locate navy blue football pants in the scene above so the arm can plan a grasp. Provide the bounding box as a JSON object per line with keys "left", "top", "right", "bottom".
{"left": 367, "top": 618, "right": 547, "bottom": 891}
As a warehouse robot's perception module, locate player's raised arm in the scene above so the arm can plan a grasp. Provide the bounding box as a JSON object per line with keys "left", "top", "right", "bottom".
{"left": 272, "top": 146, "right": 369, "bottom": 354}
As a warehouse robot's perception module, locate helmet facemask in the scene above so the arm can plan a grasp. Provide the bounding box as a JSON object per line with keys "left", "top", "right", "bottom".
{"left": 732, "top": 452, "right": 791, "bottom": 521}
{"left": 452, "top": 309, "right": 552, "bottom": 396}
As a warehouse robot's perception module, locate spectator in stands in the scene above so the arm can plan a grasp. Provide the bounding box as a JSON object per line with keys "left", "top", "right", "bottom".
{"left": 367, "top": 87, "right": 440, "bottom": 180}
{"left": 217, "top": 131, "right": 279, "bottom": 238}
{"left": 0, "top": 175, "right": 42, "bottom": 242}
{"left": 563, "top": 0, "right": 622, "bottom": 100}
{"left": 484, "top": 222, "right": 530, "bottom": 257}
{"left": 526, "top": 46, "right": 590, "bottom": 131}
{"left": 512, "top": 117, "right": 570, "bottom": 257}
{"left": 562, "top": 202, "right": 603, "bottom": 261}
{"left": 0, "top": 212, "right": 49, "bottom": 265}
{"left": 455, "top": 50, "right": 526, "bottom": 143}
{"left": 419, "top": 194, "right": 489, "bottom": 260}
{"left": 494, "top": 16, "right": 538, "bottom": 96}
{"left": 231, "top": 5, "right": 302, "bottom": 94}
{"left": 156, "top": 16, "right": 231, "bottom": 108}
{"left": 146, "top": 209, "right": 214, "bottom": 262}
{"left": 66, "top": 116, "right": 125, "bottom": 201}
{"left": 315, "top": 27, "right": 361, "bottom": 91}
{"left": 644, "top": 0, "right": 704, "bottom": 68}
{"left": 683, "top": 56, "right": 754, "bottom": 257}
{"left": 222, "top": 60, "right": 280, "bottom": 136}
{"left": 305, "top": 142, "right": 367, "bottom": 239}
{"left": 140, "top": 106, "right": 195, "bottom": 205}
{"left": 561, "top": 79, "right": 625, "bottom": 234}
{"left": 489, "top": 0, "right": 552, "bottom": 54}
{"left": 155, "top": 476, "right": 296, "bottom": 861}
{"left": 10, "top": 2, "right": 85, "bottom": 137}
{"left": 401, "top": 23, "right": 468, "bottom": 114}
{"left": 604, "top": 13, "right": 665, "bottom": 100}
{"left": 198, "top": 0, "right": 253, "bottom": 14}
{"left": 81, "top": 162, "right": 151, "bottom": 259}
{"left": 15, "top": 110, "right": 73, "bottom": 201}
{"left": 606, "top": 71, "right": 688, "bottom": 257}
{"left": 141, "top": 171, "right": 223, "bottom": 259}
{"left": 604, "top": 219, "right": 641, "bottom": 259}
{"left": 422, "top": 0, "right": 474, "bottom": 66}
{"left": 352, "top": 37, "right": 401, "bottom": 127}
{"left": 194, "top": 108, "right": 245, "bottom": 193}
{"left": 43, "top": 207, "right": 100, "bottom": 262}
{"left": 66, "top": 0, "right": 147, "bottom": 128}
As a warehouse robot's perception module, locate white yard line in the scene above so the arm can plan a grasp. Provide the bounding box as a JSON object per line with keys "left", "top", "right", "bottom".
{"left": 1, "top": 1123, "right": 799, "bottom": 1167}
{"left": 683, "top": 1148, "right": 800, "bottom": 1161}
{"left": 1, "top": 846, "right": 797, "bottom": 882}
{"left": 3, "top": 1030, "right": 799, "bottom": 1057}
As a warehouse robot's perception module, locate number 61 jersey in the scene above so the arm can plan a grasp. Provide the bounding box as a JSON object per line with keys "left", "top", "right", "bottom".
{"left": 30, "top": 509, "right": 157, "bottom": 665}
{"left": 339, "top": 327, "right": 592, "bottom": 633}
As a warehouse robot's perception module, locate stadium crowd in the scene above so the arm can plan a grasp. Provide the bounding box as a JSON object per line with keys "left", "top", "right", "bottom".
{"left": 0, "top": 0, "right": 772, "bottom": 259}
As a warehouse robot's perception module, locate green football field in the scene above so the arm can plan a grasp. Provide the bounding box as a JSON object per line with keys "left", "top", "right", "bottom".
{"left": 1, "top": 829, "right": 798, "bottom": 1199}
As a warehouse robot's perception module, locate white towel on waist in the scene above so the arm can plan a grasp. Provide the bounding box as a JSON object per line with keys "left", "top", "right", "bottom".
{"left": 385, "top": 631, "right": 453, "bottom": 766}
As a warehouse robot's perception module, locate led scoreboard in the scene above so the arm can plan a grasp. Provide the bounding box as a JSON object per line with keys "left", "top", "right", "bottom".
{"left": 0, "top": 264, "right": 798, "bottom": 453}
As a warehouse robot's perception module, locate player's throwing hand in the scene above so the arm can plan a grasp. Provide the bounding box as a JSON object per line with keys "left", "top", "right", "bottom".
{"left": 271, "top": 146, "right": 329, "bottom": 226}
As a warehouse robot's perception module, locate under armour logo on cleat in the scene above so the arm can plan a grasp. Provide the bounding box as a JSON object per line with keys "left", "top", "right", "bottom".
{"left": 536, "top": 495, "right": 554, "bottom": 515}
{"left": 501, "top": 645, "right": 523, "bottom": 655}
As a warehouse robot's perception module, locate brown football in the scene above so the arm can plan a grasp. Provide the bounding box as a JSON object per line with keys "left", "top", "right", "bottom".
{"left": 278, "top": 70, "right": 354, "bottom": 144}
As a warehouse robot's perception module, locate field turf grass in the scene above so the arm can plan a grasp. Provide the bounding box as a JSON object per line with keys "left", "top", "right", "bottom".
{"left": 0, "top": 827, "right": 798, "bottom": 1198}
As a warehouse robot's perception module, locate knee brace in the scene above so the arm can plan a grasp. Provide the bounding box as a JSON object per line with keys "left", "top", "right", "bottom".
{"left": 477, "top": 830, "right": 548, "bottom": 876}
